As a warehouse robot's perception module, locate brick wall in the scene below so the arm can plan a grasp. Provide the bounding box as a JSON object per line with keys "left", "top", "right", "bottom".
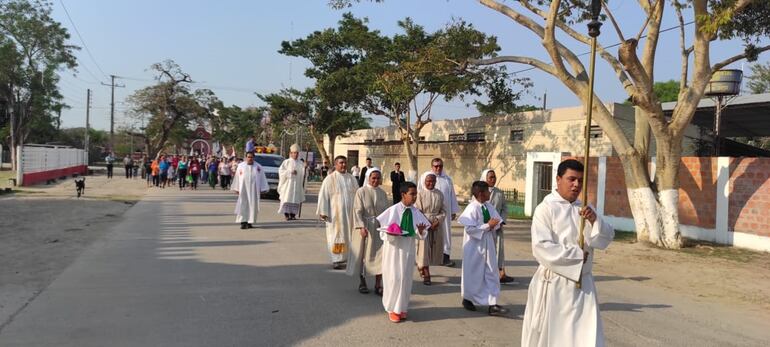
{"left": 729, "top": 158, "right": 770, "bottom": 237}
{"left": 604, "top": 157, "right": 632, "bottom": 218}
{"left": 678, "top": 157, "right": 718, "bottom": 229}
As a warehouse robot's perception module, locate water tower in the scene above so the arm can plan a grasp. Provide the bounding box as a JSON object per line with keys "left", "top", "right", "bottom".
{"left": 704, "top": 69, "right": 743, "bottom": 156}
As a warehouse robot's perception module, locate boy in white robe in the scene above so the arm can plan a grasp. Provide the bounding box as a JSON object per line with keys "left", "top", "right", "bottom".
{"left": 521, "top": 159, "right": 614, "bottom": 347}
{"left": 459, "top": 181, "right": 509, "bottom": 317}
{"left": 376, "top": 182, "right": 430, "bottom": 323}
{"left": 231, "top": 152, "right": 269, "bottom": 229}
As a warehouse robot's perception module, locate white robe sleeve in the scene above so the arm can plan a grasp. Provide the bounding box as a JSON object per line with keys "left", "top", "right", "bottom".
{"left": 531, "top": 203, "right": 584, "bottom": 282}
{"left": 278, "top": 160, "right": 292, "bottom": 180}
{"left": 316, "top": 176, "right": 331, "bottom": 217}
{"left": 586, "top": 215, "right": 614, "bottom": 250}
{"left": 259, "top": 165, "right": 269, "bottom": 193}
{"left": 458, "top": 204, "right": 492, "bottom": 241}
{"left": 230, "top": 167, "right": 240, "bottom": 192}
{"left": 411, "top": 207, "right": 431, "bottom": 240}
{"left": 447, "top": 178, "right": 461, "bottom": 214}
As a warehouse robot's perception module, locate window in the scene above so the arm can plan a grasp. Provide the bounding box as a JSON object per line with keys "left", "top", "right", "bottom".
{"left": 364, "top": 139, "right": 373, "bottom": 144}
{"left": 448, "top": 134, "right": 465, "bottom": 141}
{"left": 375, "top": 138, "right": 385, "bottom": 143}
{"left": 419, "top": 136, "right": 425, "bottom": 141}
{"left": 589, "top": 125, "right": 603, "bottom": 139}
{"left": 466, "top": 132, "right": 486, "bottom": 142}
{"left": 510, "top": 129, "right": 524, "bottom": 143}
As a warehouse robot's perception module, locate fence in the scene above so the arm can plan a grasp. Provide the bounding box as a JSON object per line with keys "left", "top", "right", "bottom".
{"left": 16, "top": 144, "right": 88, "bottom": 186}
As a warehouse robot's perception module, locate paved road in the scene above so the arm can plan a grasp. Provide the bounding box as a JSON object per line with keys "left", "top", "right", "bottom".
{"left": 1, "top": 188, "right": 768, "bottom": 346}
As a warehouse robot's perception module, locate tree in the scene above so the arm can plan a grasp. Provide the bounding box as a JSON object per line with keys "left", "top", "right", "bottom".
{"left": 282, "top": 14, "right": 530, "bottom": 177}
{"left": 653, "top": 80, "right": 681, "bottom": 103}
{"left": 0, "top": 0, "right": 78, "bottom": 171}
{"left": 210, "top": 104, "right": 265, "bottom": 156}
{"left": 746, "top": 61, "right": 770, "bottom": 94}
{"left": 334, "top": 0, "right": 770, "bottom": 249}
{"left": 259, "top": 87, "right": 369, "bottom": 165}
{"left": 127, "top": 60, "right": 219, "bottom": 159}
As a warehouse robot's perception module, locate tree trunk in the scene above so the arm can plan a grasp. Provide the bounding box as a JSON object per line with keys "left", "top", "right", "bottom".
{"left": 621, "top": 148, "right": 683, "bottom": 249}
{"left": 308, "top": 127, "right": 330, "bottom": 165}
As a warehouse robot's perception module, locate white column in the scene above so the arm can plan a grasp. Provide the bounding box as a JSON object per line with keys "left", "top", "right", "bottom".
{"left": 524, "top": 153, "right": 535, "bottom": 216}
{"left": 597, "top": 156, "right": 607, "bottom": 216}
{"left": 715, "top": 156, "right": 731, "bottom": 245}
{"left": 16, "top": 145, "right": 23, "bottom": 186}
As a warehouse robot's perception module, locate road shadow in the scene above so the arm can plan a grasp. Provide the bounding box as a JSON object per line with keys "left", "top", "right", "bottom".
{"left": 594, "top": 275, "right": 652, "bottom": 282}
{"left": 599, "top": 302, "right": 672, "bottom": 312}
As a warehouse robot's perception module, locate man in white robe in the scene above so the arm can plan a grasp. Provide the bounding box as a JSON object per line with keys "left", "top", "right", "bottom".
{"left": 522, "top": 159, "right": 615, "bottom": 347}
{"left": 317, "top": 155, "right": 358, "bottom": 270}
{"left": 376, "top": 182, "right": 430, "bottom": 323}
{"left": 277, "top": 144, "right": 306, "bottom": 221}
{"left": 231, "top": 152, "right": 269, "bottom": 229}
{"left": 459, "top": 181, "right": 508, "bottom": 317}
{"left": 417, "top": 157, "right": 460, "bottom": 267}
{"left": 480, "top": 169, "right": 515, "bottom": 283}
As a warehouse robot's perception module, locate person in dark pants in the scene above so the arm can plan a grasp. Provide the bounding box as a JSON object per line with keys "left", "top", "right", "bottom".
{"left": 177, "top": 155, "right": 189, "bottom": 190}
{"left": 189, "top": 158, "right": 201, "bottom": 190}
{"left": 390, "top": 162, "right": 406, "bottom": 204}
{"left": 123, "top": 155, "right": 133, "bottom": 179}
{"left": 358, "top": 157, "right": 372, "bottom": 187}
{"left": 105, "top": 152, "right": 115, "bottom": 178}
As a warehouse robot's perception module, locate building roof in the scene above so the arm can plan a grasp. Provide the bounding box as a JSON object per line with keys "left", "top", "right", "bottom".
{"left": 662, "top": 93, "right": 770, "bottom": 137}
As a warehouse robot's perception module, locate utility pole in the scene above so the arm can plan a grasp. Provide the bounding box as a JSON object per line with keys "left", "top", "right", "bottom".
{"left": 85, "top": 89, "right": 91, "bottom": 163}
{"left": 101, "top": 75, "right": 125, "bottom": 152}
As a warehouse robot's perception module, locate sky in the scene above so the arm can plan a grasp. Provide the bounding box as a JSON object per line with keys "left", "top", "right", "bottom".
{"left": 50, "top": 0, "right": 769, "bottom": 131}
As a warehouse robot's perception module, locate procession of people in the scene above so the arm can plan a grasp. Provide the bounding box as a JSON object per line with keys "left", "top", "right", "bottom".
{"left": 216, "top": 143, "right": 614, "bottom": 344}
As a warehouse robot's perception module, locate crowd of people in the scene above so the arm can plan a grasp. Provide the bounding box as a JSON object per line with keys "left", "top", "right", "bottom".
{"left": 132, "top": 154, "right": 240, "bottom": 190}
{"left": 193, "top": 142, "right": 615, "bottom": 345}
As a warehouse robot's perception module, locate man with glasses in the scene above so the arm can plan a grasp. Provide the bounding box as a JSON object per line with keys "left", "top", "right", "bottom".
{"left": 418, "top": 158, "right": 460, "bottom": 267}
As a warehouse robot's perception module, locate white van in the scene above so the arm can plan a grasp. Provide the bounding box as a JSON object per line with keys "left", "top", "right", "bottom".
{"left": 254, "top": 153, "right": 284, "bottom": 198}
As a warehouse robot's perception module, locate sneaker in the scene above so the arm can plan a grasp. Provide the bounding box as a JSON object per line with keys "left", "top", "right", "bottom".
{"left": 388, "top": 312, "right": 401, "bottom": 323}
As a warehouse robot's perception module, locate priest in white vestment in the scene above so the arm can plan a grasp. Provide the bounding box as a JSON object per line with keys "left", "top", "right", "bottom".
{"left": 417, "top": 158, "right": 460, "bottom": 267}
{"left": 459, "top": 181, "right": 508, "bottom": 317}
{"left": 317, "top": 155, "right": 359, "bottom": 270}
{"left": 231, "top": 152, "right": 269, "bottom": 229}
{"left": 376, "top": 182, "right": 430, "bottom": 323}
{"left": 277, "top": 144, "right": 306, "bottom": 220}
{"left": 522, "top": 159, "right": 615, "bottom": 347}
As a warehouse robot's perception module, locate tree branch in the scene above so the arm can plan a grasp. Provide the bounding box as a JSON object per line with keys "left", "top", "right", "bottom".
{"left": 641, "top": 0, "right": 663, "bottom": 88}
{"left": 601, "top": 0, "right": 625, "bottom": 42}
{"left": 712, "top": 44, "right": 770, "bottom": 73}
{"left": 471, "top": 56, "right": 558, "bottom": 77}
{"left": 676, "top": 4, "right": 689, "bottom": 92}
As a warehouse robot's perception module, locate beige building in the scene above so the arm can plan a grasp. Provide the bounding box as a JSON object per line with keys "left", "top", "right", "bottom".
{"left": 327, "top": 103, "right": 705, "bottom": 198}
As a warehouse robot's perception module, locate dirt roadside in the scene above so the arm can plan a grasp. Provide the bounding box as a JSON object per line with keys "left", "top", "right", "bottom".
{"left": 0, "top": 169, "right": 148, "bottom": 329}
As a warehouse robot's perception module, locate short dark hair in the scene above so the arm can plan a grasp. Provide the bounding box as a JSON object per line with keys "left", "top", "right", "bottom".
{"left": 471, "top": 181, "right": 489, "bottom": 198}
{"left": 431, "top": 158, "right": 442, "bottom": 164}
{"left": 366, "top": 157, "right": 372, "bottom": 161}
{"left": 395, "top": 162, "right": 400, "bottom": 166}
{"left": 557, "top": 159, "right": 584, "bottom": 177}
{"left": 334, "top": 155, "right": 347, "bottom": 162}
{"left": 400, "top": 181, "right": 417, "bottom": 195}
{"left": 246, "top": 152, "right": 255, "bottom": 157}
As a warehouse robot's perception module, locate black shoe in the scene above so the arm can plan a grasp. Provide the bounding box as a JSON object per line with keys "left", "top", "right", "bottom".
{"left": 462, "top": 299, "right": 477, "bottom": 312}
{"left": 284, "top": 213, "right": 291, "bottom": 221}
{"left": 358, "top": 277, "right": 369, "bottom": 294}
{"left": 240, "top": 222, "right": 247, "bottom": 230}
{"left": 247, "top": 223, "right": 254, "bottom": 229}
{"left": 488, "top": 305, "right": 509, "bottom": 317}
{"left": 332, "top": 262, "right": 345, "bottom": 270}
{"left": 500, "top": 275, "right": 515, "bottom": 284}
{"left": 290, "top": 214, "right": 296, "bottom": 220}
{"left": 442, "top": 254, "right": 456, "bottom": 267}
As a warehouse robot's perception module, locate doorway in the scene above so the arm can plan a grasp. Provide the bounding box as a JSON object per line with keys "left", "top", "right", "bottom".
{"left": 535, "top": 162, "right": 553, "bottom": 205}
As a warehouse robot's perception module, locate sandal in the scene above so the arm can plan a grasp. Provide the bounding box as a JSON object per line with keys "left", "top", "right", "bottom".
{"left": 358, "top": 283, "right": 370, "bottom": 294}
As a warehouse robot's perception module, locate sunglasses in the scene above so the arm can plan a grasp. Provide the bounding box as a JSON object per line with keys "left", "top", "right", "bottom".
{"left": 432, "top": 165, "right": 443, "bottom": 168}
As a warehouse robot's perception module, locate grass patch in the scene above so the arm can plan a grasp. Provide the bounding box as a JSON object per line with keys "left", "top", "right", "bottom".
{"left": 614, "top": 230, "right": 637, "bottom": 243}
{"left": 679, "top": 239, "right": 760, "bottom": 263}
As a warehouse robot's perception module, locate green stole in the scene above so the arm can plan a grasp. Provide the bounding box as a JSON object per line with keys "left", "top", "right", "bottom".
{"left": 481, "top": 204, "right": 491, "bottom": 223}
{"left": 400, "top": 207, "right": 416, "bottom": 237}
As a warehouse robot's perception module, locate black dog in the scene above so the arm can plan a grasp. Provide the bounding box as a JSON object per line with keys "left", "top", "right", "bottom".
{"left": 75, "top": 177, "right": 85, "bottom": 198}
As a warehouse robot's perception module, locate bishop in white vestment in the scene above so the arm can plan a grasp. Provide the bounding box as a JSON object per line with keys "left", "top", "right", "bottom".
{"left": 231, "top": 153, "right": 269, "bottom": 229}
{"left": 522, "top": 159, "right": 614, "bottom": 347}
{"left": 316, "top": 156, "right": 359, "bottom": 269}
{"left": 277, "top": 144, "right": 306, "bottom": 220}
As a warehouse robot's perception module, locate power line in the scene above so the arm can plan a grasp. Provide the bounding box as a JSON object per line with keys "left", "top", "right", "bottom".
{"left": 59, "top": 0, "right": 109, "bottom": 81}
{"left": 510, "top": 20, "right": 695, "bottom": 75}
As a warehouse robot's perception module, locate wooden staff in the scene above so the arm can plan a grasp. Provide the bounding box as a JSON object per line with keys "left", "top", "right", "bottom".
{"left": 578, "top": 0, "right": 603, "bottom": 289}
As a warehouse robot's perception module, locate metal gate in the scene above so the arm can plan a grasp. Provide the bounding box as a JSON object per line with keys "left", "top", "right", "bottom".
{"left": 535, "top": 162, "right": 553, "bottom": 205}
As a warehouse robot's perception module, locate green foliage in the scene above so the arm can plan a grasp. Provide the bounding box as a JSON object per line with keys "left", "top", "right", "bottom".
{"left": 211, "top": 105, "right": 265, "bottom": 153}
{"left": 0, "top": 0, "right": 78, "bottom": 151}
{"left": 746, "top": 62, "right": 770, "bottom": 94}
{"left": 653, "top": 80, "right": 680, "bottom": 103}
